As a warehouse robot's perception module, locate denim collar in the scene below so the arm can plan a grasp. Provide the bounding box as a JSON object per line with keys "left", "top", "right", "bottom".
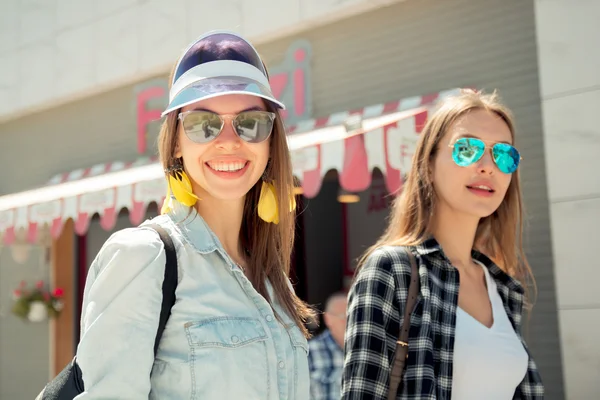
{"left": 166, "top": 198, "right": 222, "bottom": 254}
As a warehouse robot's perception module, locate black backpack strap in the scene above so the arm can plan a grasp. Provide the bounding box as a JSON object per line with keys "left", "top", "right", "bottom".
{"left": 146, "top": 223, "right": 178, "bottom": 356}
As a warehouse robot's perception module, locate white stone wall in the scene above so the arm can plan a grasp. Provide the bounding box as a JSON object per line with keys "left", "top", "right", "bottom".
{"left": 0, "top": 0, "right": 402, "bottom": 122}
{"left": 535, "top": 1, "right": 600, "bottom": 398}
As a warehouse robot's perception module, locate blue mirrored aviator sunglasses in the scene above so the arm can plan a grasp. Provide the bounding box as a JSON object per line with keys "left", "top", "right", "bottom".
{"left": 449, "top": 137, "right": 521, "bottom": 174}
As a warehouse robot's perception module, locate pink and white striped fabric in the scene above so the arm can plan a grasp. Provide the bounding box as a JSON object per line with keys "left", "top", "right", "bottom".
{"left": 45, "top": 156, "right": 159, "bottom": 185}
{"left": 0, "top": 89, "right": 460, "bottom": 244}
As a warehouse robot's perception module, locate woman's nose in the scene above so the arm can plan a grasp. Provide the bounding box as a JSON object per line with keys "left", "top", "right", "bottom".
{"left": 475, "top": 150, "right": 495, "bottom": 175}
{"left": 214, "top": 119, "right": 241, "bottom": 150}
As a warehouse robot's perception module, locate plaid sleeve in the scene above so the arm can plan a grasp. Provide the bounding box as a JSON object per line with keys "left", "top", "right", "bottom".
{"left": 341, "top": 247, "right": 411, "bottom": 400}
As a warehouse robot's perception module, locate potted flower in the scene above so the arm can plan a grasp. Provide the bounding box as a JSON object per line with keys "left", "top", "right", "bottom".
{"left": 11, "top": 280, "right": 65, "bottom": 322}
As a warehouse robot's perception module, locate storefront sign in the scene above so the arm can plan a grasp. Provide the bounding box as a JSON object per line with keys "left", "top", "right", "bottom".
{"left": 267, "top": 40, "right": 313, "bottom": 126}
{"left": 134, "top": 79, "right": 168, "bottom": 155}
{"left": 133, "top": 40, "right": 313, "bottom": 155}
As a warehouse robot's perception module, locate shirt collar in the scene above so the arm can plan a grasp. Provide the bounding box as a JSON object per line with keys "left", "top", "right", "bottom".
{"left": 412, "top": 236, "right": 524, "bottom": 294}
{"left": 412, "top": 236, "right": 444, "bottom": 256}
{"left": 472, "top": 250, "right": 525, "bottom": 294}
{"left": 166, "top": 198, "right": 222, "bottom": 254}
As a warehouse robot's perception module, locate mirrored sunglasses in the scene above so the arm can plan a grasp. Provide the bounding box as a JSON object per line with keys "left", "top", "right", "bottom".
{"left": 178, "top": 110, "right": 276, "bottom": 144}
{"left": 449, "top": 137, "right": 521, "bottom": 174}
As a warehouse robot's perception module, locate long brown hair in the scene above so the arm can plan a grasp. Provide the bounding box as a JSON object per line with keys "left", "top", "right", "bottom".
{"left": 357, "top": 89, "right": 535, "bottom": 296}
{"left": 157, "top": 63, "right": 315, "bottom": 337}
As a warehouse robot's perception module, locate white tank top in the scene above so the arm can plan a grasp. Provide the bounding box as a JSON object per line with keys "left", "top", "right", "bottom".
{"left": 451, "top": 261, "right": 528, "bottom": 399}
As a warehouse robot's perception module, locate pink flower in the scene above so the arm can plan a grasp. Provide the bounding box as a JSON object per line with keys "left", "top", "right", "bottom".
{"left": 53, "top": 288, "right": 64, "bottom": 298}
{"left": 43, "top": 292, "right": 50, "bottom": 302}
{"left": 35, "top": 280, "right": 44, "bottom": 289}
{"left": 13, "top": 289, "right": 21, "bottom": 299}
{"left": 19, "top": 280, "right": 26, "bottom": 288}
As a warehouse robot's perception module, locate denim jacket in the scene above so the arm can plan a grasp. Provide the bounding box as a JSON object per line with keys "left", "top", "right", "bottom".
{"left": 74, "top": 201, "right": 310, "bottom": 399}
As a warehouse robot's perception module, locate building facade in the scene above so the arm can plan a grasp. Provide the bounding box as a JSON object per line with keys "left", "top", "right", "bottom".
{"left": 0, "top": 0, "right": 597, "bottom": 398}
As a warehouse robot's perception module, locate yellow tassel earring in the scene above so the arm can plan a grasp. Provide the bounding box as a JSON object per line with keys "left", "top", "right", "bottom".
{"left": 257, "top": 165, "right": 297, "bottom": 224}
{"left": 258, "top": 177, "right": 279, "bottom": 224}
{"left": 161, "top": 158, "right": 199, "bottom": 214}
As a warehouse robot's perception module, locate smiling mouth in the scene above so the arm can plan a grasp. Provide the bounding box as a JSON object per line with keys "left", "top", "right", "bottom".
{"left": 466, "top": 185, "right": 495, "bottom": 193}
{"left": 206, "top": 161, "right": 249, "bottom": 172}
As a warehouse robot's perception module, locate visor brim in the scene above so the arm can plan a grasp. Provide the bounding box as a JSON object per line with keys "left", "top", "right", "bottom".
{"left": 161, "top": 77, "right": 285, "bottom": 117}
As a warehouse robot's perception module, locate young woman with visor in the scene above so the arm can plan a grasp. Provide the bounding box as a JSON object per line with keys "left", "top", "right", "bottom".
{"left": 341, "top": 90, "right": 544, "bottom": 400}
{"left": 73, "top": 31, "right": 314, "bottom": 399}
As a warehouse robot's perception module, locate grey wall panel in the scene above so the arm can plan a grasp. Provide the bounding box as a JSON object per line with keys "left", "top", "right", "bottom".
{"left": 0, "top": 83, "right": 155, "bottom": 195}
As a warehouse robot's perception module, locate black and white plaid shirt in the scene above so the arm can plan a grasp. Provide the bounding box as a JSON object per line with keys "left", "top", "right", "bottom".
{"left": 341, "top": 238, "right": 544, "bottom": 400}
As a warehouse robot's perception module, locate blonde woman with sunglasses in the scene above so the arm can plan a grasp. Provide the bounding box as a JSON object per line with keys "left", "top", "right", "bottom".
{"left": 342, "top": 90, "right": 544, "bottom": 400}
{"left": 71, "top": 31, "right": 314, "bottom": 399}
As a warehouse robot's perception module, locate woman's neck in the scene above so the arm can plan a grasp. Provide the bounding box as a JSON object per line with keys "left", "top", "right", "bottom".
{"left": 429, "top": 203, "right": 480, "bottom": 269}
{"left": 195, "top": 195, "right": 246, "bottom": 265}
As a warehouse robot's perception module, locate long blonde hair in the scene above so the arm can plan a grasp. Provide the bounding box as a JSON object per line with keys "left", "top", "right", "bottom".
{"left": 357, "top": 89, "right": 534, "bottom": 295}
{"left": 157, "top": 63, "right": 315, "bottom": 337}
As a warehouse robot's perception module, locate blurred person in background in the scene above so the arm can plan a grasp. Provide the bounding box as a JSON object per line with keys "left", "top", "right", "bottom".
{"left": 72, "top": 30, "right": 314, "bottom": 399}
{"left": 341, "top": 90, "right": 544, "bottom": 399}
{"left": 308, "top": 292, "right": 347, "bottom": 400}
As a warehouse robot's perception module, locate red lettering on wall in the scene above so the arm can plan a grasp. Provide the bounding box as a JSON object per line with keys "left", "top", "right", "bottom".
{"left": 136, "top": 86, "right": 165, "bottom": 154}
{"left": 400, "top": 143, "right": 414, "bottom": 169}
{"left": 269, "top": 73, "right": 289, "bottom": 120}
{"left": 293, "top": 48, "right": 306, "bottom": 117}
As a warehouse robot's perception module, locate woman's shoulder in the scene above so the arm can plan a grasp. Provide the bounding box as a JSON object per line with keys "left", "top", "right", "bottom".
{"left": 103, "top": 219, "right": 167, "bottom": 250}
{"left": 359, "top": 245, "right": 415, "bottom": 276}
{"left": 105, "top": 214, "right": 181, "bottom": 249}
{"left": 353, "top": 245, "right": 418, "bottom": 293}
{"left": 88, "top": 216, "right": 176, "bottom": 277}
{"left": 81, "top": 219, "right": 176, "bottom": 317}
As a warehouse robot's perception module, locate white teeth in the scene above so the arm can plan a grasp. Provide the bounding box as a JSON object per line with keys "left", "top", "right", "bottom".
{"left": 470, "top": 185, "right": 492, "bottom": 191}
{"left": 208, "top": 161, "right": 246, "bottom": 172}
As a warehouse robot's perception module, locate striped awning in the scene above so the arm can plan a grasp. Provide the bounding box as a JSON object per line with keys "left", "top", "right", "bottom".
{"left": 0, "top": 88, "right": 460, "bottom": 244}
